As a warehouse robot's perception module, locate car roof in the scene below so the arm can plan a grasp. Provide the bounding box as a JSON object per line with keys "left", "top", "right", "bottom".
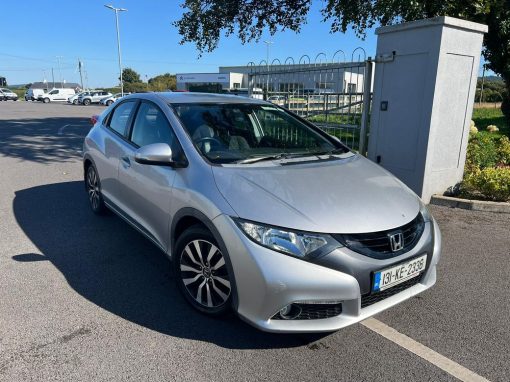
{"left": 122, "top": 91, "right": 269, "bottom": 105}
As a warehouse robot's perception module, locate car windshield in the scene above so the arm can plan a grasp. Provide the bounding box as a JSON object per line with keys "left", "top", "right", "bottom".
{"left": 172, "top": 103, "right": 347, "bottom": 164}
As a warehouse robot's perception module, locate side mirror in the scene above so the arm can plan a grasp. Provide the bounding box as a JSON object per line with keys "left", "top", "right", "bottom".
{"left": 134, "top": 143, "right": 174, "bottom": 166}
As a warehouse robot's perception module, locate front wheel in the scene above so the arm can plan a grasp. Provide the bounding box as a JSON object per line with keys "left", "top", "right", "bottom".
{"left": 73, "top": 99, "right": 78, "bottom": 105}
{"left": 83, "top": 99, "right": 91, "bottom": 106}
{"left": 174, "top": 226, "right": 233, "bottom": 316}
{"left": 106, "top": 100, "right": 113, "bottom": 106}
{"left": 85, "top": 164, "right": 106, "bottom": 214}
{"left": 43, "top": 97, "right": 50, "bottom": 103}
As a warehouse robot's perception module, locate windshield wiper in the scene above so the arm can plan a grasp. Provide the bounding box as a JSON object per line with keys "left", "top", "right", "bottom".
{"left": 236, "top": 153, "right": 290, "bottom": 164}
{"left": 236, "top": 150, "right": 340, "bottom": 164}
{"left": 309, "top": 148, "right": 348, "bottom": 156}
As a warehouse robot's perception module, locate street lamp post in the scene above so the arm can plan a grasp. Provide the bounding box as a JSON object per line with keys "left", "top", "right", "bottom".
{"left": 263, "top": 40, "right": 273, "bottom": 99}
{"left": 104, "top": 4, "right": 127, "bottom": 96}
{"left": 56, "top": 56, "right": 64, "bottom": 88}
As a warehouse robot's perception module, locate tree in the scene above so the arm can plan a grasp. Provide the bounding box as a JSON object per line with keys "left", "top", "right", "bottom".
{"left": 121, "top": 67, "right": 142, "bottom": 84}
{"left": 174, "top": 0, "right": 510, "bottom": 118}
{"left": 148, "top": 73, "right": 177, "bottom": 91}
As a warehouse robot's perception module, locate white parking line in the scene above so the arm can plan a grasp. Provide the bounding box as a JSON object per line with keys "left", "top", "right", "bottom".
{"left": 58, "top": 124, "right": 70, "bottom": 135}
{"left": 361, "top": 318, "right": 490, "bottom": 382}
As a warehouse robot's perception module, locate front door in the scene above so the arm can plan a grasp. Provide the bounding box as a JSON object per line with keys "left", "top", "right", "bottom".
{"left": 94, "top": 100, "right": 138, "bottom": 204}
{"left": 116, "top": 101, "right": 179, "bottom": 250}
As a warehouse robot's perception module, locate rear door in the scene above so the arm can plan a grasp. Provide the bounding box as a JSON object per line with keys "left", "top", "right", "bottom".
{"left": 116, "top": 101, "right": 181, "bottom": 250}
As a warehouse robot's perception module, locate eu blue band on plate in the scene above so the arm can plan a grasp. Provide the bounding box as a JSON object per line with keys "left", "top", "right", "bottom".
{"left": 373, "top": 272, "right": 381, "bottom": 291}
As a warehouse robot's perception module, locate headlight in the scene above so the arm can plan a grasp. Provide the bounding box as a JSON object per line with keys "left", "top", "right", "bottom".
{"left": 420, "top": 202, "right": 432, "bottom": 222}
{"left": 235, "top": 219, "right": 341, "bottom": 259}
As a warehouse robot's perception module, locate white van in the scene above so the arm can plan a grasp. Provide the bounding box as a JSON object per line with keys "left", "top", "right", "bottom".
{"left": 38, "top": 88, "right": 76, "bottom": 103}
{"left": 25, "top": 88, "right": 46, "bottom": 101}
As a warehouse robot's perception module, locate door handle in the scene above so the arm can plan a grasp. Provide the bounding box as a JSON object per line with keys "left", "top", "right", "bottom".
{"left": 121, "top": 156, "right": 131, "bottom": 168}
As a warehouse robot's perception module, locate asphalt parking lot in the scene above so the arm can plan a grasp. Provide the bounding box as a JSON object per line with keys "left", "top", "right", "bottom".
{"left": 1, "top": 101, "right": 509, "bottom": 381}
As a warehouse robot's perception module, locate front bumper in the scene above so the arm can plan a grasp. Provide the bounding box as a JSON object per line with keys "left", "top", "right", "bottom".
{"left": 212, "top": 215, "right": 441, "bottom": 333}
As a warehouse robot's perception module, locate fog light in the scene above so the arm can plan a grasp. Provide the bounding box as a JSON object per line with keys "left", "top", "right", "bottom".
{"left": 279, "top": 304, "right": 302, "bottom": 320}
{"left": 280, "top": 305, "right": 292, "bottom": 316}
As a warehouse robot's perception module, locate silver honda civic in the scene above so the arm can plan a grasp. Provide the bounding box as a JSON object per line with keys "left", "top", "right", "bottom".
{"left": 83, "top": 92, "right": 441, "bottom": 333}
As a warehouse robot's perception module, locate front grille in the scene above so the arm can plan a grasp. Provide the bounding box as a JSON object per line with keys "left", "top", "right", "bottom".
{"left": 272, "top": 303, "right": 343, "bottom": 320}
{"left": 361, "top": 276, "right": 422, "bottom": 308}
{"left": 333, "top": 213, "right": 425, "bottom": 259}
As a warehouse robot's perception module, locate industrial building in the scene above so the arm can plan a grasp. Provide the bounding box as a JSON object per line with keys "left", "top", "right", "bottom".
{"left": 176, "top": 63, "right": 365, "bottom": 96}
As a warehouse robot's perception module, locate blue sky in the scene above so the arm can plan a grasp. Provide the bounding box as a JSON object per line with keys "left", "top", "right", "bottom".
{"left": 1, "top": 1, "right": 487, "bottom": 87}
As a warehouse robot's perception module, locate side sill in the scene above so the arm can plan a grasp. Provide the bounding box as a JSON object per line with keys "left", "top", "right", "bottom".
{"left": 103, "top": 197, "right": 167, "bottom": 255}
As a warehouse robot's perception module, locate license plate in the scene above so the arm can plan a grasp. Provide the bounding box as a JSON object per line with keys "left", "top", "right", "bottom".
{"left": 373, "top": 255, "right": 427, "bottom": 292}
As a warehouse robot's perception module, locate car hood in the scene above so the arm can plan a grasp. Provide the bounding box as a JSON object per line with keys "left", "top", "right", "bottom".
{"left": 212, "top": 154, "right": 421, "bottom": 234}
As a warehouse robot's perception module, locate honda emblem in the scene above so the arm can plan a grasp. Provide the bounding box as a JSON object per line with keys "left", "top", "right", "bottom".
{"left": 389, "top": 232, "right": 404, "bottom": 252}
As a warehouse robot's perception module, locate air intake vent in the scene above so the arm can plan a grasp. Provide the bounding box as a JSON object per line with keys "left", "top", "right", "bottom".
{"left": 361, "top": 276, "right": 422, "bottom": 308}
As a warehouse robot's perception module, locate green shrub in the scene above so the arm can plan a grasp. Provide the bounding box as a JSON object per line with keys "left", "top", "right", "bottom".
{"left": 465, "top": 134, "right": 499, "bottom": 170}
{"left": 498, "top": 136, "right": 510, "bottom": 165}
{"left": 464, "top": 167, "right": 510, "bottom": 201}
{"left": 463, "top": 134, "right": 510, "bottom": 201}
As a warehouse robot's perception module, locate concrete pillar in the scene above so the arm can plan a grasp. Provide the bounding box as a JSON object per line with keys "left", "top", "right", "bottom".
{"left": 367, "top": 17, "right": 488, "bottom": 203}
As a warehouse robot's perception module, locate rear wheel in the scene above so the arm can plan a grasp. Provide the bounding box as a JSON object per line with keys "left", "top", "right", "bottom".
{"left": 85, "top": 164, "right": 106, "bottom": 214}
{"left": 174, "top": 226, "right": 233, "bottom": 316}
{"left": 106, "top": 100, "right": 113, "bottom": 106}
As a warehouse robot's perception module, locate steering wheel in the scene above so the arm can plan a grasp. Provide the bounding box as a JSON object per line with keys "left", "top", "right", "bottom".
{"left": 195, "top": 137, "right": 223, "bottom": 153}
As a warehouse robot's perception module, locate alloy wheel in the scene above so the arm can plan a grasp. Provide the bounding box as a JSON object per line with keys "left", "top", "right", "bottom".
{"left": 179, "top": 239, "right": 231, "bottom": 308}
{"left": 86, "top": 167, "right": 101, "bottom": 211}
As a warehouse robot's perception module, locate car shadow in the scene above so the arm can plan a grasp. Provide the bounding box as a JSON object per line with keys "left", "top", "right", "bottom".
{"left": 13, "top": 181, "right": 328, "bottom": 349}
{"left": 0, "top": 117, "right": 91, "bottom": 163}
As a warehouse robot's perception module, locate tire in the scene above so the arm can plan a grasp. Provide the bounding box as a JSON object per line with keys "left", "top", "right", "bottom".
{"left": 85, "top": 164, "right": 107, "bottom": 215}
{"left": 43, "top": 97, "right": 50, "bottom": 103}
{"left": 174, "top": 226, "right": 233, "bottom": 316}
{"left": 83, "top": 98, "right": 91, "bottom": 106}
{"left": 106, "top": 100, "right": 113, "bottom": 106}
{"left": 73, "top": 99, "right": 78, "bottom": 105}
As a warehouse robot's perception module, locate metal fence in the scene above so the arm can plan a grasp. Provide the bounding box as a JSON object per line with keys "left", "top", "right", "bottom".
{"left": 247, "top": 49, "right": 373, "bottom": 154}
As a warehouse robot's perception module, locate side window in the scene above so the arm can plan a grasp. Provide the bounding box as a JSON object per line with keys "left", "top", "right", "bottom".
{"left": 49, "top": 90, "right": 58, "bottom": 95}
{"left": 131, "top": 102, "right": 176, "bottom": 149}
{"left": 108, "top": 101, "right": 137, "bottom": 137}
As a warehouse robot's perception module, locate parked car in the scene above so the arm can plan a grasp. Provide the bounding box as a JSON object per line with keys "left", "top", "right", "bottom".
{"left": 38, "top": 88, "right": 76, "bottom": 103}
{"left": 68, "top": 91, "right": 94, "bottom": 105}
{"left": 0, "top": 88, "right": 18, "bottom": 101}
{"left": 83, "top": 92, "right": 441, "bottom": 333}
{"left": 267, "top": 95, "right": 286, "bottom": 105}
{"left": 79, "top": 91, "right": 111, "bottom": 106}
{"left": 25, "top": 88, "right": 46, "bottom": 101}
{"left": 99, "top": 92, "right": 130, "bottom": 106}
